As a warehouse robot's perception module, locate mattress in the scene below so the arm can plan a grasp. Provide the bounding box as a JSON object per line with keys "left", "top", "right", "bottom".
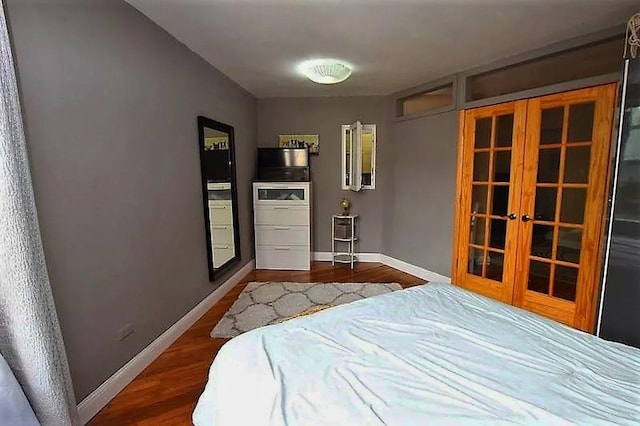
{"left": 193, "top": 283, "right": 640, "bottom": 425}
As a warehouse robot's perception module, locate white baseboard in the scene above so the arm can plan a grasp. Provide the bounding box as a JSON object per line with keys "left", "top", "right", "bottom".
{"left": 379, "top": 254, "right": 450, "bottom": 283}
{"left": 78, "top": 252, "right": 447, "bottom": 423}
{"left": 313, "top": 252, "right": 450, "bottom": 283}
{"left": 77, "top": 260, "right": 255, "bottom": 425}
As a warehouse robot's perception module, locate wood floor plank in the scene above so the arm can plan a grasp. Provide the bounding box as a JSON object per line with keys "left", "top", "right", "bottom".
{"left": 88, "top": 262, "right": 426, "bottom": 425}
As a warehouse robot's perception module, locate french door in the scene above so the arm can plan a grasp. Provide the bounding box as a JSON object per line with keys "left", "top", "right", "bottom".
{"left": 453, "top": 101, "right": 527, "bottom": 304}
{"left": 453, "top": 84, "right": 616, "bottom": 331}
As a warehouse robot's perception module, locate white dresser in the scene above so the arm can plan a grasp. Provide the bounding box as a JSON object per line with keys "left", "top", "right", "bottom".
{"left": 208, "top": 182, "right": 235, "bottom": 268}
{"left": 253, "top": 182, "right": 312, "bottom": 270}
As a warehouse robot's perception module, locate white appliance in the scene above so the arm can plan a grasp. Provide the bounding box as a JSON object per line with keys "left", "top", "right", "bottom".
{"left": 253, "top": 182, "right": 312, "bottom": 270}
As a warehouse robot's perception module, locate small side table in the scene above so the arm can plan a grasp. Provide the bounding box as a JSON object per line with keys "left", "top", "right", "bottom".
{"left": 332, "top": 214, "right": 359, "bottom": 269}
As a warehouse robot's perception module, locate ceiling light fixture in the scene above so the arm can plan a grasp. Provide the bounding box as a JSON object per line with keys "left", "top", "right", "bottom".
{"left": 298, "top": 59, "right": 353, "bottom": 85}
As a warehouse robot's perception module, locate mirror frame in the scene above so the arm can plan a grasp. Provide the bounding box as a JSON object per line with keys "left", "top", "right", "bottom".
{"left": 341, "top": 122, "right": 377, "bottom": 191}
{"left": 197, "top": 116, "right": 241, "bottom": 281}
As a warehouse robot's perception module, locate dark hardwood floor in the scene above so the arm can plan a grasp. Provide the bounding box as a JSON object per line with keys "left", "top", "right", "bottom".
{"left": 89, "top": 262, "right": 426, "bottom": 425}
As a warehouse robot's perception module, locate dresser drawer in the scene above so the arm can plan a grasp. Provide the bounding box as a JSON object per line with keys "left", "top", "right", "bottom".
{"left": 210, "top": 225, "right": 234, "bottom": 245}
{"left": 209, "top": 205, "right": 233, "bottom": 225}
{"left": 255, "top": 225, "right": 309, "bottom": 246}
{"left": 255, "top": 245, "right": 310, "bottom": 270}
{"left": 209, "top": 200, "right": 232, "bottom": 208}
{"left": 214, "top": 245, "right": 235, "bottom": 267}
{"left": 253, "top": 183, "right": 310, "bottom": 206}
{"left": 254, "top": 206, "right": 310, "bottom": 226}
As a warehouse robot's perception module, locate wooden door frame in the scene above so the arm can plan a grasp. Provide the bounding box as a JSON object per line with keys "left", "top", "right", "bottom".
{"left": 512, "top": 84, "right": 616, "bottom": 331}
{"left": 451, "top": 110, "right": 466, "bottom": 285}
{"left": 452, "top": 83, "right": 617, "bottom": 332}
{"left": 578, "top": 84, "right": 617, "bottom": 331}
{"left": 452, "top": 101, "right": 527, "bottom": 304}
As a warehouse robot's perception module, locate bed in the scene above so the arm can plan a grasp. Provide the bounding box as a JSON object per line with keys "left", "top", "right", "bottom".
{"left": 193, "top": 283, "right": 640, "bottom": 425}
{"left": 0, "top": 353, "right": 38, "bottom": 425}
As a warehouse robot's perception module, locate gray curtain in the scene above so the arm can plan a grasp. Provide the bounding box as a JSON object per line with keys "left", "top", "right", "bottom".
{"left": 0, "top": 1, "right": 79, "bottom": 425}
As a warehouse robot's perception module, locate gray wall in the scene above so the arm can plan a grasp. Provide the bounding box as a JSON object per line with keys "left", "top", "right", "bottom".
{"left": 257, "top": 97, "right": 392, "bottom": 253}
{"left": 9, "top": 0, "right": 610, "bottom": 404}
{"left": 256, "top": 97, "right": 458, "bottom": 276}
{"left": 6, "top": 0, "right": 256, "bottom": 400}
{"left": 386, "top": 112, "right": 459, "bottom": 277}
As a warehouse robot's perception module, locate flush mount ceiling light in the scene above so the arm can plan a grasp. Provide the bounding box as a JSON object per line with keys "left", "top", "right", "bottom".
{"left": 298, "top": 59, "right": 353, "bottom": 85}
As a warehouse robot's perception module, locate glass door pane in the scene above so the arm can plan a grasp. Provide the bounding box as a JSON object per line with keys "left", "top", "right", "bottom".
{"left": 456, "top": 102, "right": 526, "bottom": 304}
{"left": 515, "top": 84, "right": 616, "bottom": 331}
{"left": 466, "top": 112, "right": 515, "bottom": 283}
{"left": 525, "top": 102, "right": 594, "bottom": 301}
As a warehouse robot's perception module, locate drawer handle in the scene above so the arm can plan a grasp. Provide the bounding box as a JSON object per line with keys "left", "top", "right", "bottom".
{"left": 216, "top": 245, "right": 230, "bottom": 249}
{"left": 211, "top": 206, "right": 227, "bottom": 210}
{"left": 273, "top": 206, "right": 290, "bottom": 210}
{"left": 212, "top": 226, "right": 228, "bottom": 230}
{"left": 274, "top": 226, "right": 290, "bottom": 230}
{"left": 274, "top": 247, "right": 290, "bottom": 251}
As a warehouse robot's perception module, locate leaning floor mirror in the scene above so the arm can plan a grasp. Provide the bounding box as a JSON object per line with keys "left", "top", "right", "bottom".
{"left": 197, "top": 116, "right": 241, "bottom": 281}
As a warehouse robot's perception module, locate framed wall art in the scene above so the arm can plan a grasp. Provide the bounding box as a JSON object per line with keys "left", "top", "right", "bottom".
{"left": 278, "top": 134, "right": 319, "bottom": 154}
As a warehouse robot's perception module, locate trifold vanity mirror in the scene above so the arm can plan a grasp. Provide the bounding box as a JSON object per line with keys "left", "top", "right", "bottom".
{"left": 341, "top": 121, "right": 376, "bottom": 191}
{"left": 197, "top": 116, "right": 241, "bottom": 281}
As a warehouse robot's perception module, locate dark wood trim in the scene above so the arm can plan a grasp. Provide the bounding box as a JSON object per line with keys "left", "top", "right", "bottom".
{"left": 197, "top": 116, "right": 241, "bottom": 282}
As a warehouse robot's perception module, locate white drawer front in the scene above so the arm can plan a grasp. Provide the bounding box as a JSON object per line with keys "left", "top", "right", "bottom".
{"left": 209, "top": 200, "right": 232, "bottom": 208}
{"left": 256, "top": 246, "right": 310, "bottom": 270}
{"left": 254, "top": 206, "right": 309, "bottom": 226}
{"left": 213, "top": 245, "right": 235, "bottom": 267}
{"left": 255, "top": 225, "right": 309, "bottom": 246}
{"left": 210, "top": 226, "right": 234, "bottom": 245}
{"left": 209, "top": 205, "right": 233, "bottom": 225}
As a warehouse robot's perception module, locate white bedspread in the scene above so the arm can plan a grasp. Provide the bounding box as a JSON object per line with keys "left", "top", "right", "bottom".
{"left": 0, "top": 353, "right": 38, "bottom": 425}
{"left": 193, "top": 283, "right": 640, "bottom": 425}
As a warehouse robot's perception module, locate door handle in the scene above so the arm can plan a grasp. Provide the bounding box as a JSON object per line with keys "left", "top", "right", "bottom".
{"left": 506, "top": 213, "right": 517, "bottom": 220}
{"left": 522, "top": 214, "right": 532, "bottom": 222}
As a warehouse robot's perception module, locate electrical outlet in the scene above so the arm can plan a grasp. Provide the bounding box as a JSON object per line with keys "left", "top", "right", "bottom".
{"left": 118, "top": 323, "right": 134, "bottom": 341}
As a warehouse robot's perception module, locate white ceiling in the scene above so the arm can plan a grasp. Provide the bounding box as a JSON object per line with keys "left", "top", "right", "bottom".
{"left": 125, "top": 0, "right": 638, "bottom": 98}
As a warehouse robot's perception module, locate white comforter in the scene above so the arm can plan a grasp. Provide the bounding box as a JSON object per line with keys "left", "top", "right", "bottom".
{"left": 193, "top": 283, "right": 640, "bottom": 425}
{"left": 0, "top": 353, "right": 38, "bottom": 425}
